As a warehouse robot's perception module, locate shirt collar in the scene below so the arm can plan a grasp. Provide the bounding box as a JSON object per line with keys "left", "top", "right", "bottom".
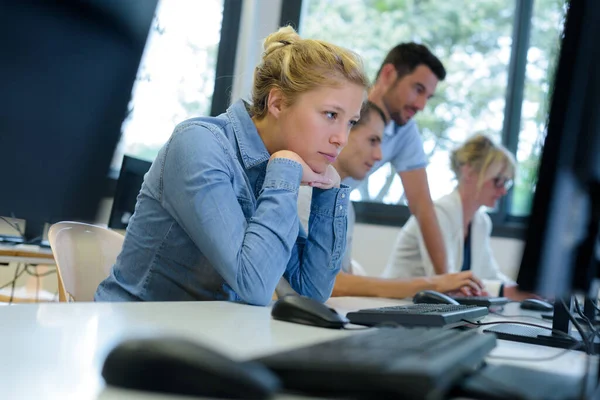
{"left": 384, "top": 121, "right": 396, "bottom": 136}
{"left": 226, "top": 99, "right": 271, "bottom": 169}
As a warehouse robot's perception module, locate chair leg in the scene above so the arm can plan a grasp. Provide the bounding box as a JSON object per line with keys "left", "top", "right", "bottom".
{"left": 55, "top": 267, "right": 69, "bottom": 302}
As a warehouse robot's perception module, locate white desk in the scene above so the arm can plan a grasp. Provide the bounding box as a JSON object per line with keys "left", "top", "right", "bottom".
{"left": 0, "top": 298, "right": 595, "bottom": 400}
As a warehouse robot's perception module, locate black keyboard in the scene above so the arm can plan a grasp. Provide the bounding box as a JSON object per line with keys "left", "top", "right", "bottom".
{"left": 451, "top": 296, "right": 510, "bottom": 307}
{"left": 346, "top": 303, "right": 488, "bottom": 328}
{"left": 254, "top": 326, "right": 497, "bottom": 400}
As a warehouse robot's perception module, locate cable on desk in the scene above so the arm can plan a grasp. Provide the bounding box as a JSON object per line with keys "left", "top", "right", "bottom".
{"left": 461, "top": 319, "right": 578, "bottom": 343}
{"left": 574, "top": 300, "right": 597, "bottom": 335}
{"left": 468, "top": 303, "right": 598, "bottom": 400}
{"left": 571, "top": 300, "right": 600, "bottom": 400}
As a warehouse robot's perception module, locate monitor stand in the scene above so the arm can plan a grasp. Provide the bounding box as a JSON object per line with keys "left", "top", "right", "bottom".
{"left": 483, "top": 296, "right": 600, "bottom": 353}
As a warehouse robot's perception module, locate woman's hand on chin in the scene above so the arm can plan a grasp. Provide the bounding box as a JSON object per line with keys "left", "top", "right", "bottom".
{"left": 270, "top": 151, "right": 340, "bottom": 189}
{"left": 308, "top": 165, "right": 340, "bottom": 189}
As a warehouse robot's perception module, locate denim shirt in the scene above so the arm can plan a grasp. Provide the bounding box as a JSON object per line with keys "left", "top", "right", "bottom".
{"left": 95, "top": 100, "right": 349, "bottom": 306}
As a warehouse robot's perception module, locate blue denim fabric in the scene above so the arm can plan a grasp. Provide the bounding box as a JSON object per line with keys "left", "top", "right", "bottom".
{"left": 95, "top": 100, "right": 349, "bottom": 306}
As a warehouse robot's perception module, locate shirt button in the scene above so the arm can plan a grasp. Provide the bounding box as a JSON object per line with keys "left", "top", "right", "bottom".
{"left": 341, "top": 193, "right": 346, "bottom": 199}
{"left": 339, "top": 205, "right": 343, "bottom": 211}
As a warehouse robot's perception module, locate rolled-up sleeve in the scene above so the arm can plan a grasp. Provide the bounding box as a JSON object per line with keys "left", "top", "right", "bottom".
{"left": 284, "top": 184, "right": 350, "bottom": 302}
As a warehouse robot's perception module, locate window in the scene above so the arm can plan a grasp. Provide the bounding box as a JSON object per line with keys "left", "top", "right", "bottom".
{"left": 111, "top": 0, "right": 224, "bottom": 170}
{"left": 512, "top": 0, "right": 567, "bottom": 215}
{"left": 299, "top": 0, "right": 566, "bottom": 221}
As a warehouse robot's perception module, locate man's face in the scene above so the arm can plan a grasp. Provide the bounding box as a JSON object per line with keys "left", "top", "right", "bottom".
{"left": 382, "top": 64, "right": 439, "bottom": 126}
{"left": 335, "top": 109, "right": 385, "bottom": 180}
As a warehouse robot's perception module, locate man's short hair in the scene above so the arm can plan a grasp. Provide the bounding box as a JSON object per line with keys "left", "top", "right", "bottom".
{"left": 376, "top": 43, "right": 446, "bottom": 81}
{"left": 355, "top": 100, "right": 387, "bottom": 127}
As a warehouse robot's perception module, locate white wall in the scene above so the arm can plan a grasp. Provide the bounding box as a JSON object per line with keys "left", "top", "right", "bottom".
{"left": 352, "top": 222, "right": 525, "bottom": 281}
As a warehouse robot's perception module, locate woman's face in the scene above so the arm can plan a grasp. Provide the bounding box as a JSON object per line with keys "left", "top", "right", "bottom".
{"left": 276, "top": 83, "right": 365, "bottom": 174}
{"left": 474, "top": 162, "right": 513, "bottom": 208}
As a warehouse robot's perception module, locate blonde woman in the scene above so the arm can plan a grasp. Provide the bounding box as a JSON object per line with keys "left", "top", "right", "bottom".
{"left": 383, "top": 134, "right": 534, "bottom": 300}
{"left": 95, "top": 26, "right": 369, "bottom": 305}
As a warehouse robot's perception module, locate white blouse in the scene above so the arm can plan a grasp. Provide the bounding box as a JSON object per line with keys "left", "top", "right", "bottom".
{"left": 382, "top": 190, "right": 515, "bottom": 296}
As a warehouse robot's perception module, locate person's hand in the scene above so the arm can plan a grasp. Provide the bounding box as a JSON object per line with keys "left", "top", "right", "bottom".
{"left": 270, "top": 151, "right": 340, "bottom": 189}
{"left": 430, "top": 271, "right": 484, "bottom": 296}
{"left": 309, "top": 164, "right": 341, "bottom": 189}
{"left": 503, "top": 285, "right": 539, "bottom": 301}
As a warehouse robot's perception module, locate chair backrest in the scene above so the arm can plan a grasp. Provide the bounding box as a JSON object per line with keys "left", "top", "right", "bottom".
{"left": 48, "top": 221, "right": 124, "bottom": 302}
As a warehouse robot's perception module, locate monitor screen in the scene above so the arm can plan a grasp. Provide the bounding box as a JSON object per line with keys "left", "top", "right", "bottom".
{"left": 517, "top": 0, "right": 600, "bottom": 298}
{"left": 0, "top": 1, "right": 157, "bottom": 241}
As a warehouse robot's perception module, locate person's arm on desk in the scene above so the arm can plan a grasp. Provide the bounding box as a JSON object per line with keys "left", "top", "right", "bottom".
{"left": 400, "top": 168, "right": 448, "bottom": 275}
{"left": 331, "top": 270, "right": 482, "bottom": 299}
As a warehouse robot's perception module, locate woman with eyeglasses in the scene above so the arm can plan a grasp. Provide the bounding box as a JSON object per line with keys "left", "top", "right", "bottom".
{"left": 382, "top": 134, "right": 534, "bottom": 300}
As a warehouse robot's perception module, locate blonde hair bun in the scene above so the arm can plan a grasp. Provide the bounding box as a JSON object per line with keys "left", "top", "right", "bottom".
{"left": 250, "top": 25, "right": 369, "bottom": 120}
{"left": 263, "top": 26, "right": 301, "bottom": 58}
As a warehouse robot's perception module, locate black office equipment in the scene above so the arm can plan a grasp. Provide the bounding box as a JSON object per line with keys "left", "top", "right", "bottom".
{"left": 346, "top": 303, "right": 488, "bottom": 328}
{"left": 520, "top": 298, "right": 554, "bottom": 312}
{"left": 108, "top": 156, "right": 152, "bottom": 229}
{"left": 254, "top": 326, "right": 496, "bottom": 400}
{"left": 102, "top": 336, "right": 280, "bottom": 400}
{"left": 451, "top": 296, "right": 511, "bottom": 307}
{"left": 271, "top": 295, "right": 348, "bottom": 329}
{"left": 455, "top": 364, "right": 582, "bottom": 400}
{"left": 542, "top": 311, "right": 600, "bottom": 326}
{"left": 0, "top": 1, "right": 157, "bottom": 242}
{"left": 485, "top": 0, "right": 600, "bottom": 351}
{"left": 413, "top": 289, "right": 460, "bottom": 305}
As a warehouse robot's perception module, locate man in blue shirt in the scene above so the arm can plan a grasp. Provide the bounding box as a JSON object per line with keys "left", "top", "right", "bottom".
{"left": 349, "top": 43, "right": 451, "bottom": 275}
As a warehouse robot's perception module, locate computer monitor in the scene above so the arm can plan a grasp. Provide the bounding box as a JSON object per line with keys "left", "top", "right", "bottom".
{"left": 490, "top": 0, "right": 600, "bottom": 352}
{"left": 516, "top": 0, "right": 600, "bottom": 298}
{"left": 108, "top": 156, "right": 152, "bottom": 230}
{"left": 0, "top": 1, "right": 157, "bottom": 243}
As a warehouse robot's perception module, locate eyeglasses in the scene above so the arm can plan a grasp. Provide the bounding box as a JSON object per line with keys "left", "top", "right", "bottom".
{"left": 493, "top": 176, "right": 513, "bottom": 190}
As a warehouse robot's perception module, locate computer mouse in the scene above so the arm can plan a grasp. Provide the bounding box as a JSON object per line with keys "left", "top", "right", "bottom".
{"left": 101, "top": 336, "right": 280, "bottom": 399}
{"left": 412, "top": 290, "right": 460, "bottom": 305}
{"left": 520, "top": 298, "right": 554, "bottom": 312}
{"left": 271, "top": 295, "right": 349, "bottom": 329}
